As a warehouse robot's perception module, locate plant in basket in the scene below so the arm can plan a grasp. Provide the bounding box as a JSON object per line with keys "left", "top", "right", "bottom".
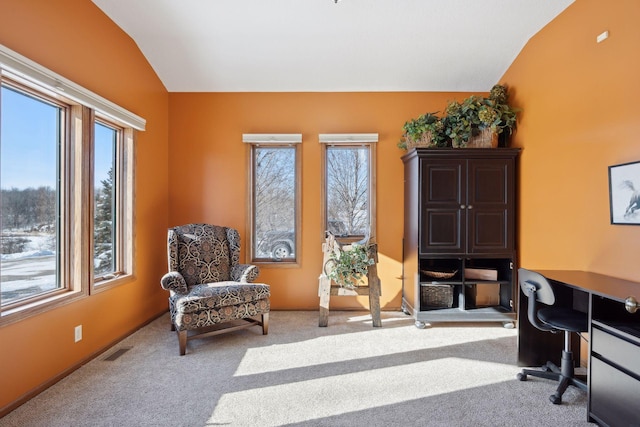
{"left": 443, "top": 99, "right": 477, "bottom": 148}
{"left": 398, "top": 83, "right": 520, "bottom": 151}
{"left": 397, "top": 112, "right": 447, "bottom": 150}
{"left": 489, "top": 84, "right": 518, "bottom": 138}
{"left": 326, "top": 243, "right": 374, "bottom": 289}
{"left": 444, "top": 85, "right": 519, "bottom": 148}
{"left": 480, "top": 85, "right": 518, "bottom": 136}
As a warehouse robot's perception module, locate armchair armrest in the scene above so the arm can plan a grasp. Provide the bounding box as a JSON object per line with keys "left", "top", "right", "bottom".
{"left": 231, "top": 264, "right": 260, "bottom": 283}
{"left": 160, "top": 271, "right": 188, "bottom": 293}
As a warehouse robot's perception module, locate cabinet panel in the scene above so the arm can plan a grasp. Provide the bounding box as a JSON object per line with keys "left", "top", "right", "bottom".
{"left": 422, "top": 159, "right": 464, "bottom": 204}
{"left": 469, "top": 161, "right": 509, "bottom": 204}
{"left": 422, "top": 209, "right": 462, "bottom": 252}
{"left": 470, "top": 210, "right": 508, "bottom": 251}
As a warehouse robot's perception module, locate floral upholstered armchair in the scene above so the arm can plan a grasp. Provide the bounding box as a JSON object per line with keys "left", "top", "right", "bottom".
{"left": 160, "top": 223, "right": 270, "bottom": 355}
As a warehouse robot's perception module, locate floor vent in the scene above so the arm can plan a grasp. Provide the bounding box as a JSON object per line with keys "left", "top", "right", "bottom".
{"left": 103, "top": 347, "right": 132, "bottom": 361}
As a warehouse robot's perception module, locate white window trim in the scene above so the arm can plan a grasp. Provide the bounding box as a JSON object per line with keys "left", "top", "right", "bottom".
{"left": 319, "top": 133, "right": 378, "bottom": 144}
{"left": 243, "top": 133, "right": 302, "bottom": 144}
{"left": 0, "top": 43, "right": 145, "bottom": 131}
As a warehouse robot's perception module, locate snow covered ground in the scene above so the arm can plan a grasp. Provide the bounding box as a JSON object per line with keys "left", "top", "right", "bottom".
{"left": 1, "top": 233, "right": 57, "bottom": 304}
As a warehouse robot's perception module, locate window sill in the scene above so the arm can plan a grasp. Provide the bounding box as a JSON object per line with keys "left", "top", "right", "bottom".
{"left": 0, "top": 288, "right": 87, "bottom": 327}
{"left": 91, "top": 273, "right": 135, "bottom": 294}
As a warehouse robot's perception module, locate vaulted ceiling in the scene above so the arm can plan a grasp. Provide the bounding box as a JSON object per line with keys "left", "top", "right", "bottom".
{"left": 92, "top": 0, "right": 574, "bottom": 92}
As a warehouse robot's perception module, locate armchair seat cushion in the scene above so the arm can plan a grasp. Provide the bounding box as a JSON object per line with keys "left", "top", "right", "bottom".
{"left": 172, "top": 282, "right": 271, "bottom": 314}
{"left": 170, "top": 282, "right": 270, "bottom": 331}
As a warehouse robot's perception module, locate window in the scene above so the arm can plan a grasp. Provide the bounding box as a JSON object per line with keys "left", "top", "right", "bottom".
{"left": 93, "top": 120, "right": 121, "bottom": 281}
{"left": 0, "top": 44, "right": 143, "bottom": 323}
{"left": 320, "top": 134, "right": 377, "bottom": 240}
{"left": 90, "top": 117, "right": 134, "bottom": 292}
{"left": 0, "top": 84, "right": 65, "bottom": 306}
{"left": 244, "top": 134, "right": 301, "bottom": 264}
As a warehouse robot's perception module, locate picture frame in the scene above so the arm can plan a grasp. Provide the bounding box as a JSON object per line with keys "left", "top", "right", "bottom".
{"left": 608, "top": 160, "right": 640, "bottom": 225}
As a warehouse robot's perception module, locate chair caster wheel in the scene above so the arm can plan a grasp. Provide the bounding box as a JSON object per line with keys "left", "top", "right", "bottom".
{"left": 415, "top": 321, "right": 427, "bottom": 329}
{"left": 549, "top": 394, "right": 562, "bottom": 405}
{"left": 516, "top": 373, "right": 527, "bottom": 381}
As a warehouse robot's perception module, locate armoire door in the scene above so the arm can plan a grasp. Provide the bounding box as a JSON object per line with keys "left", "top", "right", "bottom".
{"left": 419, "top": 158, "right": 465, "bottom": 254}
{"left": 467, "top": 158, "right": 514, "bottom": 253}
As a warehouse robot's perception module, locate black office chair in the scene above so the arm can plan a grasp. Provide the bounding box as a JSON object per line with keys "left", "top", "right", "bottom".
{"left": 516, "top": 268, "right": 588, "bottom": 404}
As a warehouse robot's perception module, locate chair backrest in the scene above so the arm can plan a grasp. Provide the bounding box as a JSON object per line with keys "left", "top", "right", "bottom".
{"left": 518, "top": 268, "right": 556, "bottom": 332}
{"left": 518, "top": 268, "right": 555, "bottom": 305}
{"left": 167, "top": 223, "right": 241, "bottom": 286}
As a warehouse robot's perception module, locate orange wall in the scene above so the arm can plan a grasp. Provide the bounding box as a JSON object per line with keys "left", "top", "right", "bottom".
{"left": 168, "top": 92, "right": 477, "bottom": 310}
{"left": 0, "top": 0, "right": 169, "bottom": 413}
{"left": 502, "top": 0, "right": 640, "bottom": 280}
{"left": 6, "top": 0, "right": 638, "bottom": 417}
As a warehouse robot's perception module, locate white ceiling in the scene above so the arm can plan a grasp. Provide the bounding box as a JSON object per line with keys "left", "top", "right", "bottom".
{"left": 92, "top": 0, "right": 574, "bottom": 92}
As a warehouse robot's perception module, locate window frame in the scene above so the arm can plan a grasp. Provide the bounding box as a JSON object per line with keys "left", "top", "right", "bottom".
{"left": 90, "top": 118, "right": 135, "bottom": 292}
{"left": 0, "top": 44, "right": 142, "bottom": 325}
{"left": 244, "top": 134, "right": 301, "bottom": 266}
{"left": 0, "top": 81, "right": 78, "bottom": 311}
{"left": 320, "top": 134, "right": 377, "bottom": 243}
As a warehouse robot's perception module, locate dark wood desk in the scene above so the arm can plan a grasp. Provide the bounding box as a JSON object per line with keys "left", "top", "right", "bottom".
{"left": 517, "top": 270, "right": 640, "bottom": 425}
{"left": 536, "top": 270, "right": 639, "bottom": 301}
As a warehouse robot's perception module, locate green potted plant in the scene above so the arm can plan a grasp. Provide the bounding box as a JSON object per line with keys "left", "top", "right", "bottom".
{"left": 444, "top": 85, "right": 519, "bottom": 148}
{"left": 398, "top": 112, "right": 448, "bottom": 150}
{"left": 326, "top": 243, "right": 374, "bottom": 289}
{"left": 398, "top": 84, "right": 520, "bottom": 151}
{"left": 484, "top": 84, "right": 518, "bottom": 137}
{"left": 443, "top": 97, "right": 483, "bottom": 147}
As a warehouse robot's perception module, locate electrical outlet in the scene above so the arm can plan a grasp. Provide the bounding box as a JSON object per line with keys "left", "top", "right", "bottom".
{"left": 74, "top": 325, "right": 82, "bottom": 342}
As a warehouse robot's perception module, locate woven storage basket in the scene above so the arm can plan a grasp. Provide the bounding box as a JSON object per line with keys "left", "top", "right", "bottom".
{"left": 467, "top": 128, "right": 498, "bottom": 148}
{"left": 405, "top": 131, "right": 435, "bottom": 149}
{"left": 422, "top": 269, "right": 457, "bottom": 279}
{"left": 421, "top": 284, "right": 453, "bottom": 308}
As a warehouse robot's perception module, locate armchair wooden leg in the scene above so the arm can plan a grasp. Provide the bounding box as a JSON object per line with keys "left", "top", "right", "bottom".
{"left": 178, "top": 330, "right": 187, "bottom": 356}
{"left": 262, "top": 313, "right": 269, "bottom": 335}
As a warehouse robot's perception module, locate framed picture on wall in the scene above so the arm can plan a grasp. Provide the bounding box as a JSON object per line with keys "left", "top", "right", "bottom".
{"left": 609, "top": 160, "right": 640, "bottom": 225}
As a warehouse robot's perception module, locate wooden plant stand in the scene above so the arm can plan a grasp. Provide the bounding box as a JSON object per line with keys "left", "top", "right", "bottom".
{"left": 318, "top": 242, "right": 381, "bottom": 327}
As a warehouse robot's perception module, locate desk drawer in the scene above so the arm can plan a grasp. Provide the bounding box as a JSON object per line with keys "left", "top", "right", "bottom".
{"left": 591, "top": 325, "right": 640, "bottom": 374}
{"left": 590, "top": 356, "right": 640, "bottom": 426}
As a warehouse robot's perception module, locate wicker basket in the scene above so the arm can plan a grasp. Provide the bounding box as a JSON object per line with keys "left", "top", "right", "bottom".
{"left": 467, "top": 128, "right": 498, "bottom": 148}
{"left": 421, "top": 269, "right": 458, "bottom": 279}
{"left": 421, "top": 284, "right": 454, "bottom": 308}
{"left": 405, "top": 131, "right": 435, "bottom": 149}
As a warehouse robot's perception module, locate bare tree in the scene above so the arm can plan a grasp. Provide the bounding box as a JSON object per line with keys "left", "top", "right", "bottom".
{"left": 255, "top": 147, "right": 295, "bottom": 233}
{"left": 326, "top": 147, "right": 369, "bottom": 235}
{"left": 1, "top": 186, "right": 55, "bottom": 231}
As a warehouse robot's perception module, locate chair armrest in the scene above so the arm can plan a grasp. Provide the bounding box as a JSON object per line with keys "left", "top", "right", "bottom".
{"left": 160, "top": 271, "right": 188, "bottom": 293}
{"left": 231, "top": 264, "right": 260, "bottom": 283}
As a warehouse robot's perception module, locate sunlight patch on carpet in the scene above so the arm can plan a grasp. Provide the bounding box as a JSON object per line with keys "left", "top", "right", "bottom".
{"left": 209, "top": 357, "right": 515, "bottom": 426}
{"left": 234, "top": 325, "right": 516, "bottom": 376}
{"left": 345, "top": 313, "right": 408, "bottom": 324}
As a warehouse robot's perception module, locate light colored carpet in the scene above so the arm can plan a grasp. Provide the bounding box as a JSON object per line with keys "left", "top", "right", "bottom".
{"left": 1, "top": 311, "right": 590, "bottom": 427}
